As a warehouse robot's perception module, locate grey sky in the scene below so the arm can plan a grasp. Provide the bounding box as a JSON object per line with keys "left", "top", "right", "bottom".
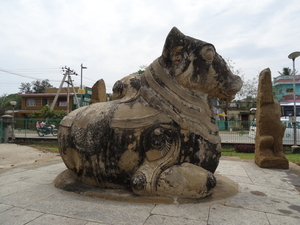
{"left": 0, "top": 0, "right": 299, "bottom": 96}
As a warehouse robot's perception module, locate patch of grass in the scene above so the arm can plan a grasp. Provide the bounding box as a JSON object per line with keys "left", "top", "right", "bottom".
{"left": 21, "top": 142, "right": 59, "bottom": 153}
{"left": 222, "top": 147, "right": 300, "bottom": 165}
{"left": 222, "top": 148, "right": 235, "bottom": 152}
{"left": 285, "top": 154, "right": 300, "bottom": 164}
{"left": 222, "top": 150, "right": 255, "bottom": 160}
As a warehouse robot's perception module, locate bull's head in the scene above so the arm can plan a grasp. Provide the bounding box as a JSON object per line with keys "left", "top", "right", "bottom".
{"left": 159, "top": 27, "right": 242, "bottom": 101}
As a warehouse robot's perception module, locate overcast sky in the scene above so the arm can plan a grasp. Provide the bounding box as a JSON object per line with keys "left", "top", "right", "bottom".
{"left": 1, "top": 0, "right": 299, "bottom": 96}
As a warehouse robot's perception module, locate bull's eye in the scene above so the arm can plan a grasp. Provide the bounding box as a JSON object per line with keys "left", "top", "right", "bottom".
{"left": 201, "top": 46, "right": 215, "bottom": 64}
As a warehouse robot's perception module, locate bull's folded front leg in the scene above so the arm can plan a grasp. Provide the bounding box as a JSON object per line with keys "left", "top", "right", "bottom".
{"left": 157, "top": 163, "right": 216, "bottom": 198}
{"left": 131, "top": 161, "right": 216, "bottom": 198}
{"left": 130, "top": 125, "right": 217, "bottom": 198}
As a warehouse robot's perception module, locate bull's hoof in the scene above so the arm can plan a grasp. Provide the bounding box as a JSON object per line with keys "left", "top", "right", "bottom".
{"left": 131, "top": 172, "right": 146, "bottom": 191}
{"left": 206, "top": 172, "right": 217, "bottom": 191}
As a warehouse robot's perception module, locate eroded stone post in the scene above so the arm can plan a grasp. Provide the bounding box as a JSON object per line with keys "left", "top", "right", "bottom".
{"left": 1, "top": 115, "right": 13, "bottom": 143}
{"left": 255, "top": 68, "right": 289, "bottom": 169}
{"left": 89, "top": 79, "right": 107, "bottom": 104}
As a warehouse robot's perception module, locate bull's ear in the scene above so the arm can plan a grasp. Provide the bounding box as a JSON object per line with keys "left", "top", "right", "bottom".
{"left": 162, "top": 27, "right": 187, "bottom": 60}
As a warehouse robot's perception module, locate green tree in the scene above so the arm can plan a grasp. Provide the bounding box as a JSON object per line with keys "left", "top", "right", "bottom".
{"left": 278, "top": 67, "right": 299, "bottom": 76}
{"left": 27, "top": 105, "right": 66, "bottom": 119}
{"left": 132, "top": 65, "right": 147, "bottom": 76}
{"left": 0, "top": 94, "right": 8, "bottom": 116}
{"left": 235, "top": 73, "right": 258, "bottom": 100}
{"left": 217, "top": 59, "right": 240, "bottom": 121}
{"left": 224, "top": 58, "right": 258, "bottom": 101}
{"left": 19, "top": 82, "right": 32, "bottom": 94}
{"left": 278, "top": 67, "right": 292, "bottom": 76}
{"left": 19, "top": 79, "right": 53, "bottom": 94}
{"left": 32, "top": 79, "right": 53, "bottom": 93}
{"left": 0, "top": 94, "right": 21, "bottom": 116}
{"left": 216, "top": 59, "right": 257, "bottom": 124}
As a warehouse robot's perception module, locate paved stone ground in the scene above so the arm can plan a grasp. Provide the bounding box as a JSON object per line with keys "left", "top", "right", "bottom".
{"left": 0, "top": 144, "right": 300, "bottom": 224}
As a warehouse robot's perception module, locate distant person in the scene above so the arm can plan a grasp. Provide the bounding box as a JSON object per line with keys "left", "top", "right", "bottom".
{"left": 41, "top": 121, "right": 46, "bottom": 128}
{"left": 36, "top": 121, "right": 41, "bottom": 129}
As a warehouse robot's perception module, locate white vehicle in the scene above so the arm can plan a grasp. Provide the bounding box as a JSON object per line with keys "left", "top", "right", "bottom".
{"left": 248, "top": 115, "right": 300, "bottom": 144}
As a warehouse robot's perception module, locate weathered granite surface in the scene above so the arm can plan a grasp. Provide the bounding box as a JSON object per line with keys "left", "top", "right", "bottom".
{"left": 89, "top": 79, "right": 107, "bottom": 104}
{"left": 57, "top": 27, "right": 242, "bottom": 198}
{"left": 255, "top": 68, "right": 289, "bottom": 169}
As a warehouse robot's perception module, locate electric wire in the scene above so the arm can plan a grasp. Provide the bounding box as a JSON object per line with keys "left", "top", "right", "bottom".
{"left": 0, "top": 67, "right": 114, "bottom": 92}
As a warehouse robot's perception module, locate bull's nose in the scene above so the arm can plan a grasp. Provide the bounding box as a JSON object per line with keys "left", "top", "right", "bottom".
{"left": 232, "top": 75, "right": 243, "bottom": 91}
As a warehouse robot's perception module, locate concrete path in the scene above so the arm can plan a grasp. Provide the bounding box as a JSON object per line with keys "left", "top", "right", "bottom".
{"left": 0, "top": 144, "right": 300, "bottom": 225}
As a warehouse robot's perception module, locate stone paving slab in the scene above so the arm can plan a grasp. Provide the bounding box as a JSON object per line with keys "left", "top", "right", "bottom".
{"left": 0, "top": 184, "right": 59, "bottom": 208}
{"left": 0, "top": 156, "right": 299, "bottom": 225}
{"left": 208, "top": 204, "right": 270, "bottom": 225}
{"left": 0, "top": 180, "right": 39, "bottom": 198}
{"left": 0, "top": 203, "right": 13, "bottom": 213}
{"left": 27, "top": 192, "right": 156, "bottom": 224}
{"left": 26, "top": 214, "right": 93, "bottom": 225}
{"left": 0, "top": 207, "right": 43, "bottom": 225}
{"left": 266, "top": 213, "right": 300, "bottom": 225}
{"left": 144, "top": 214, "right": 205, "bottom": 225}
{"left": 151, "top": 203, "right": 209, "bottom": 221}
{"left": 225, "top": 192, "right": 300, "bottom": 218}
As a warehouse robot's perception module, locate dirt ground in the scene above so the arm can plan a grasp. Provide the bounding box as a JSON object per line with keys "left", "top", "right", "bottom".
{"left": 0, "top": 143, "right": 61, "bottom": 170}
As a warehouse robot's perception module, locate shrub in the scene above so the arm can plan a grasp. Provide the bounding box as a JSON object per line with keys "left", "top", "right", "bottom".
{"left": 234, "top": 144, "right": 255, "bottom": 153}
{"left": 27, "top": 105, "right": 66, "bottom": 119}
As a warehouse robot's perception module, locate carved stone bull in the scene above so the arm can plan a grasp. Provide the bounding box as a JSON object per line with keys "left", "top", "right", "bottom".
{"left": 58, "top": 27, "right": 242, "bottom": 199}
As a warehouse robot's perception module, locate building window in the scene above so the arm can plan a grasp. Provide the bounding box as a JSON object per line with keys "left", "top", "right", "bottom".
{"left": 58, "top": 98, "right": 67, "bottom": 107}
{"left": 26, "top": 98, "right": 36, "bottom": 106}
{"left": 42, "top": 98, "right": 50, "bottom": 106}
{"left": 286, "top": 88, "right": 293, "bottom": 93}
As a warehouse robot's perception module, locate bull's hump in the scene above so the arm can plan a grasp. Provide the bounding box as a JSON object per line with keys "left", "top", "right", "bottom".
{"left": 111, "top": 101, "right": 171, "bottom": 129}
{"left": 59, "top": 106, "right": 88, "bottom": 128}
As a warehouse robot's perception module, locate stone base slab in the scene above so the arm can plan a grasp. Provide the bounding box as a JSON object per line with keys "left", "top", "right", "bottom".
{"left": 54, "top": 169, "right": 239, "bottom": 204}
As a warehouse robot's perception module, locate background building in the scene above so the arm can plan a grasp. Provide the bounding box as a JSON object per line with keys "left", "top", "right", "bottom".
{"left": 273, "top": 74, "right": 300, "bottom": 103}
{"left": 17, "top": 87, "right": 92, "bottom": 119}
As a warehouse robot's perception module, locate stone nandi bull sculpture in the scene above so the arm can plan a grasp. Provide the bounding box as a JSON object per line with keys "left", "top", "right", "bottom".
{"left": 58, "top": 27, "right": 242, "bottom": 199}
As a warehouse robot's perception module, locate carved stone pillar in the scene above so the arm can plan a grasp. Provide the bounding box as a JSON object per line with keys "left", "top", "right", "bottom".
{"left": 1, "top": 115, "right": 13, "bottom": 143}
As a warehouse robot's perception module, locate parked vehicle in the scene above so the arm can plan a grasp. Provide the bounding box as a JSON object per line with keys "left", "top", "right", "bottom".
{"left": 37, "top": 124, "right": 58, "bottom": 137}
{"left": 249, "top": 118, "right": 300, "bottom": 144}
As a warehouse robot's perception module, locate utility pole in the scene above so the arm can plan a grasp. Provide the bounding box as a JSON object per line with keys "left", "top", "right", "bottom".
{"left": 50, "top": 66, "right": 80, "bottom": 113}
{"left": 288, "top": 51, "right": 300, "bottom": 148}
{"left": 80, "top": 64, "right": 87, "bottom": 107}
{"left": 80, "top": 63, "right": 87, "bottom": 90}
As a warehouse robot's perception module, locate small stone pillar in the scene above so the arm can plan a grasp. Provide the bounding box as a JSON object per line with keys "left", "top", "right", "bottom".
{"left": 1, "top": 115, "right": 13, "bottom": 143}
{"left": 254, "top": 68, "right": 289, "bottom": 169}
{"left": 89, "top": 79, "right": 107, "bottom": 104}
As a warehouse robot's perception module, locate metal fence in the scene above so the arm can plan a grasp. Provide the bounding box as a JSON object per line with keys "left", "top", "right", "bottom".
{"left": 13, "top": 118, "right": 61, "bottom": 139}
{"left": 217, "top": 120, "right": 255, "bottom": 144}
{"left": 216, "top": 120, "right": 298, "bottom": 145}
{"left": 5, "top": 119, "right": 298, "bottom": 145}
{"left": 0, "top": 119, "right": 3, "bottom": 143}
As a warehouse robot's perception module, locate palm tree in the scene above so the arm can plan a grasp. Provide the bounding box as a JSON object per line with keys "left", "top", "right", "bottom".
{"left": 278, "top": 67, "right": 292, "bottom": 76}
